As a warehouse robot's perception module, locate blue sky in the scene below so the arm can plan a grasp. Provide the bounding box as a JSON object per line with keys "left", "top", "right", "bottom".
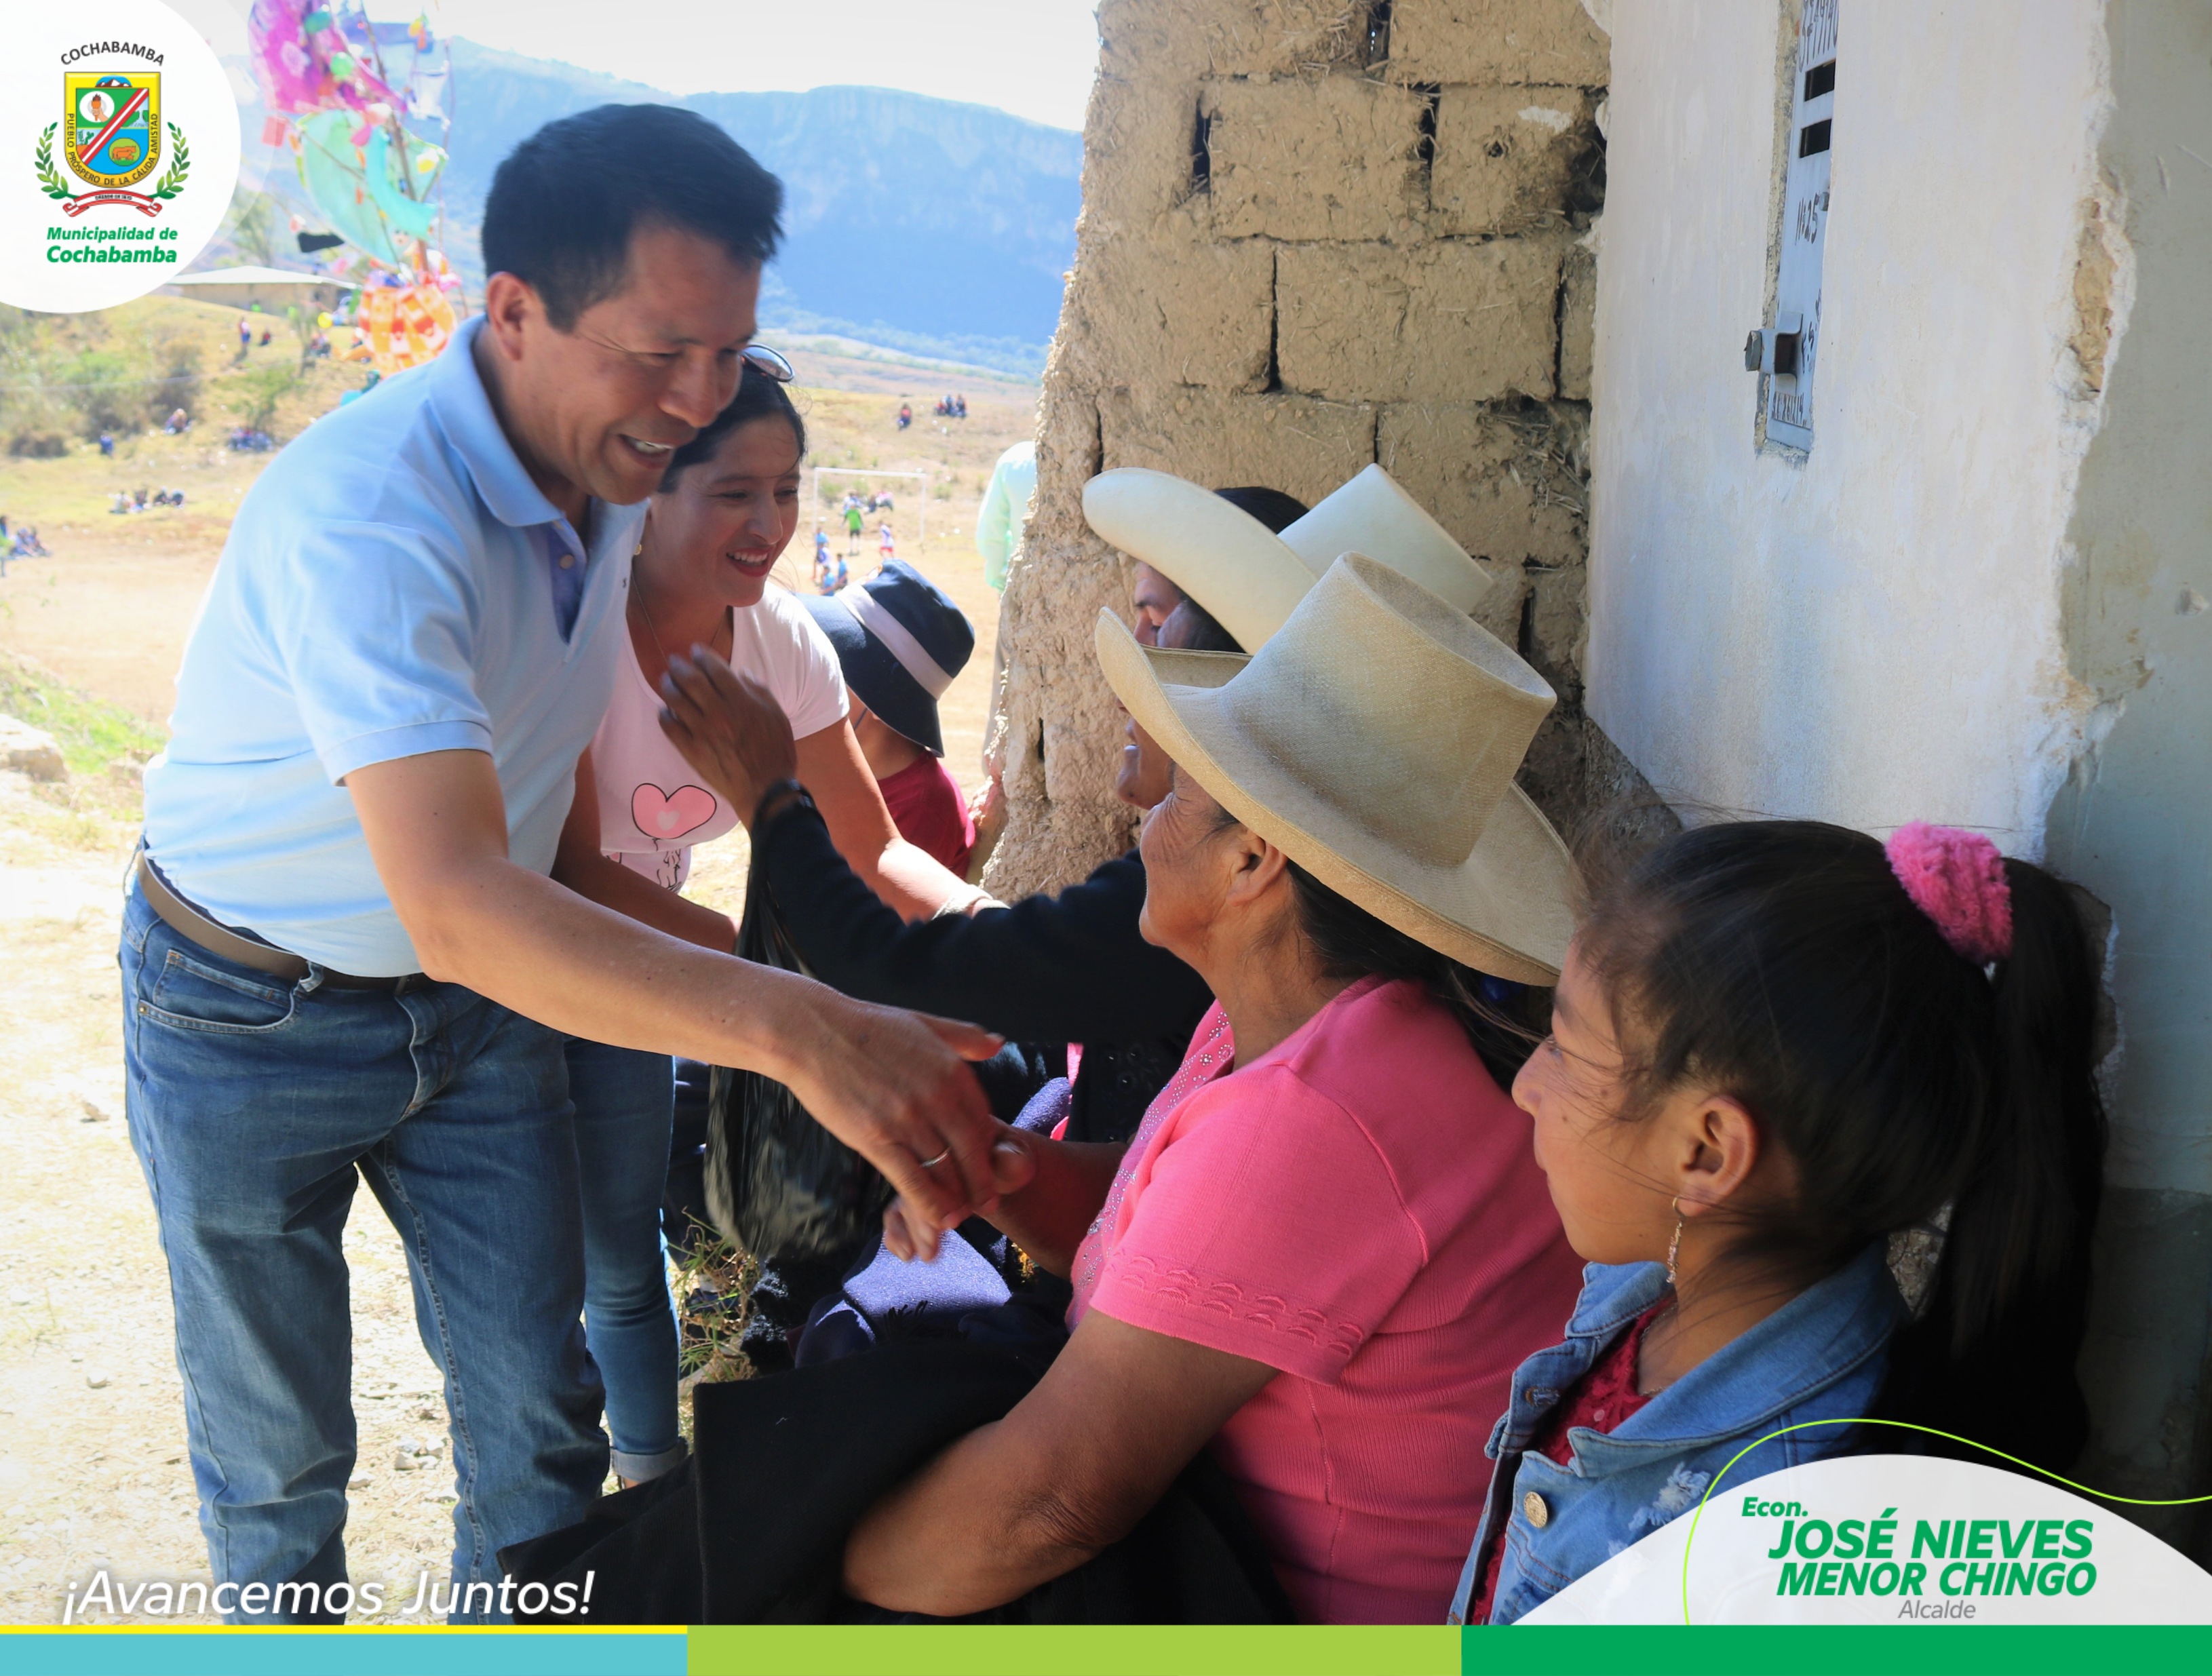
{"left": 178, "top": 0, "right": 1104, "bottom": 132}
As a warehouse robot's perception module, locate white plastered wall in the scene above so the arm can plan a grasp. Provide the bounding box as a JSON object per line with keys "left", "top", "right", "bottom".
{"left": 1587, "top": 0, "right": 2110, "bottom": 846}
{"left": 1591, "top": 0, "right": 2212, "bottom": 1537}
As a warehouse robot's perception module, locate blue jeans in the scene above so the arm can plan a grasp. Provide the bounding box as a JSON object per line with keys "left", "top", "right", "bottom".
{"left": 564, "top": 1038, "right": 683, "bottom": 1481}
{"left": 119, "top": 882, "right": 608, "bottom": 1624}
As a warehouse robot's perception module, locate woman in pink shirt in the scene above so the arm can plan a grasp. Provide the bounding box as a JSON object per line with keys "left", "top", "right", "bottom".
{"left": 842, "top": 554, "right": 1585, "bottom": 1622}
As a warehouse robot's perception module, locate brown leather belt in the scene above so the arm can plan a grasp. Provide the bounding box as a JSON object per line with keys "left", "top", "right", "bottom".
{"left": 135, "top": 847, "right": 423, "bottom": 992}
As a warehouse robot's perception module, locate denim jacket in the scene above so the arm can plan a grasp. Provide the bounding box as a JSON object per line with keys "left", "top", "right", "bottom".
{"left": 1448, "top": 1243, "right": 1905, "bottom": 1625}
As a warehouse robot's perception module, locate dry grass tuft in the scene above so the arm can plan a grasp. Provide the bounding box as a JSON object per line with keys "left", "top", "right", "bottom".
{"left": 671, "top": 1223, "right": 762, "bottom": 1417}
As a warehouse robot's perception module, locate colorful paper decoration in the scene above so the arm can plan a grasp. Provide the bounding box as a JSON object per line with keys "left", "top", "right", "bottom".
{"left": 353, "top": 277, "right": 456, "bottom": 374}
{"left": 247, "top": 0, "right": 456, "bottom": 371}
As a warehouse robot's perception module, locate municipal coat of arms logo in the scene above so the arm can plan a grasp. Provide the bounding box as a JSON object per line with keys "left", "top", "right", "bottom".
{"left": 35, "top": 70, "right": 190, "bottom": 218}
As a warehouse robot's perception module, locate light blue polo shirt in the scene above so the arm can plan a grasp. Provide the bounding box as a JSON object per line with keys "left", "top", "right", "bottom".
{"left": 142, "top": 315, "right": 646, "bottom": 976}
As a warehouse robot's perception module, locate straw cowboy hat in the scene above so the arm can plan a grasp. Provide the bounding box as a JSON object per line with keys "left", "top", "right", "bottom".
{"left": 1095, "top": 551, "right": 1574, "bottom": 983}
{"left": 1083, "top": 463, "right": 1486, "bottom": 651}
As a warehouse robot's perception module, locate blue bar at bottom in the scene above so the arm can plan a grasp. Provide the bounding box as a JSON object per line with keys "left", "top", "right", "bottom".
{"left": 1, "top": 1629, "right": 688, "bottom": 1676}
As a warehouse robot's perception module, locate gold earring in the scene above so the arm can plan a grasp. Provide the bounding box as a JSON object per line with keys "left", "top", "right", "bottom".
{"left": 1665, "top": 1197, "right": 1684, "bottom": 1288}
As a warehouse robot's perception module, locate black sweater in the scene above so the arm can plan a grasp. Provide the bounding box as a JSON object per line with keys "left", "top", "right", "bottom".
{"left": 502, "top": 1338, "right": 1294, "bottom": 1624}
{"left": 750, "top": 804, "right": 1214, "bottom": 1142}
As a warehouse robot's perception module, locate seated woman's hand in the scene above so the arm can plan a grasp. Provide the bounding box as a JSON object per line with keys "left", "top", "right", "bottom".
{"left": 657, "top": 646, "right": 800, "bottom": 822}
{"left": 882, "top": 1122, "right": 1039, "bottom": 1261}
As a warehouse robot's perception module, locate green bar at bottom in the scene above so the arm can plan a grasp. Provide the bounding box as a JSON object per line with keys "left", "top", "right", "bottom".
{"left": 691, "top": 1624, "right": 1459, "bottom": 1676}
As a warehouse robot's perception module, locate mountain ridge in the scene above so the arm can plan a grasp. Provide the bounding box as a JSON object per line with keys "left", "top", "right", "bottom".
{"left": 433, "top": 41, "right": 1084, "bottom": 374}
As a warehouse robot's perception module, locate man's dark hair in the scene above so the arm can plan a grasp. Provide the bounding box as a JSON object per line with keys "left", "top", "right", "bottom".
{"left": 1212, "top": 484, "right": 1309, "bottom": 534}
{"left": 482, "top": 104, "right": 783, "bottom": 330}
{"left": 1163, "top": 596, "right": 1243, "bottom": 655}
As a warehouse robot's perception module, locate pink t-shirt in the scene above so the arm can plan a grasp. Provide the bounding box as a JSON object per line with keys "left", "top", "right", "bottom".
{"left": 589, "top": 587, "right": 847, "bottom": 889}
{"left": 1068, "top": 977, "right": 1582, "bottom": 1624}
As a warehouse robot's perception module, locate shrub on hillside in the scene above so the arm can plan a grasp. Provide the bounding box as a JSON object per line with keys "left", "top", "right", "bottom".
{"left": 227, "top": 363, "right": 300, "bottom": 435}
{"left": 146, "top": 336, "right": 203, "bottom": 428}
{"left": 7, "top": 433, "right": 68, "bottom": 458}
{"left": 1, "top": 304, "right": 219, "bottom": 444}
{"left": 62, "top": 350, "right": 139, "bottom": 439}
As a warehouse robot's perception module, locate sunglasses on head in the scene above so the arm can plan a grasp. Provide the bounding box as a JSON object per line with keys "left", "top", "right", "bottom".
{"left": 742, "top": 344, "right": 796, "bottom": 383}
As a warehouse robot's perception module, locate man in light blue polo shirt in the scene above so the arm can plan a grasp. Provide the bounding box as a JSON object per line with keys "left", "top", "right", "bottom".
{"left": 125, "top": 104, "right": 1004, "bottom": 1624}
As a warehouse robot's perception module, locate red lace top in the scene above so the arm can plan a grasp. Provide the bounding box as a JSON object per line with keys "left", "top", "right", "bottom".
{"left": 1468, "top": 1296, "right": 1672, "bottom": 1624}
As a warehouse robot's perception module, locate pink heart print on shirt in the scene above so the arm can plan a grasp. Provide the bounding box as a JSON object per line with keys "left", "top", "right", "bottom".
{"left": 632, "top": 783, "right": 718, "bottom": 842}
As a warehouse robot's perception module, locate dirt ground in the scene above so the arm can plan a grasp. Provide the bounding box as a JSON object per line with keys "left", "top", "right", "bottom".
{"left": 0, "top": 773, "right": 481, "bottom": 1619}
{"left": 0, "top": 338, "right": 1033, "bottom": 1624}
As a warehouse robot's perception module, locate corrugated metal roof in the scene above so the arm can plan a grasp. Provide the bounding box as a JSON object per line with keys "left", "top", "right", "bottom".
{"left": 170, "top": 266, "right": 357, "bottom": 288}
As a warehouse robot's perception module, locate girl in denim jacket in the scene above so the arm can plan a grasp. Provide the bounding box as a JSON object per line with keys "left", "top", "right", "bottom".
{"left": 1454, "top": 820, "right": 2107, "bottom": 1625}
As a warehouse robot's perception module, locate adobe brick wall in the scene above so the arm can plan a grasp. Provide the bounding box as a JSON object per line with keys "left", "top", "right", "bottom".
{"left": 983, "top": 0, "right": 1620, "bottom": 901}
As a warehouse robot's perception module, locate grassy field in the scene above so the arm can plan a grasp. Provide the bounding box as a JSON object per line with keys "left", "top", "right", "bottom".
{"left": 0, "top": 655, "right": 164, "bottom": 781}
{"left": 0, "top": 294, "right": 1038, "bottom": 914}
{"left": 0, "top": 296, "right": 1033, "bottom": 691}
{"left": 0, "top": 294, "right": 1035, "bottom": 541}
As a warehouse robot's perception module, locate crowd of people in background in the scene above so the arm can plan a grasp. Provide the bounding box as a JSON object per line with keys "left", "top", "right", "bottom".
{"left": 109, "top": 486, "right": 188, "bottom": 514}
{"left": 0, "top": 515, "right": 49, "bottom": 571}
{"left": 96, "top": 410, "right": 194, "bottom": 461}
{"left": 813, "top": 525, "right": 847, "bottom": 595}
{"left": 811, "top": 490, "right": 903, "bottom": 585}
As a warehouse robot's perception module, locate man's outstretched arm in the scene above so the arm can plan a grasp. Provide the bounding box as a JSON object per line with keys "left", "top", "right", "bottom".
{"left": 347, "top": 747, "right": 1004, "bottom": 1237}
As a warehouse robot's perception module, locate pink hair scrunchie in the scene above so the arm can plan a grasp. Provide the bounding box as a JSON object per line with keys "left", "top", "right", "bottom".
{"left": 1885, "top": 821, "right": 2014, "bottom": 964}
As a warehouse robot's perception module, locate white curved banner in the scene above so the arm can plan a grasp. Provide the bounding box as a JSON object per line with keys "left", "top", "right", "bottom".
{"left": 0, "top": 1, "right": 242, "bottom": 312}
{"left": 1521, "top": 1454, "right": 2212, "bottom": 1625}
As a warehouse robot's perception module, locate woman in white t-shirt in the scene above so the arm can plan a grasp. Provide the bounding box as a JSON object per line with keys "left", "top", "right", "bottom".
{"left": 550, "top": 356, "right": 975, "bottom": 1484}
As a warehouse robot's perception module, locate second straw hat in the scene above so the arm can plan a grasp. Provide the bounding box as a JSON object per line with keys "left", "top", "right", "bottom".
{"left": 1083, "top": 463, "right": 1486, "bottom": 651}
{"left": 1095, "top": 552, "right": 1574, "bottom": 983}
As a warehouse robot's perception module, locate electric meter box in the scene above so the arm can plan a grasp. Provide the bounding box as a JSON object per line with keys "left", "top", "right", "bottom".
{"left": 1756, "top": 0, "right": 1836, "bottom": 452}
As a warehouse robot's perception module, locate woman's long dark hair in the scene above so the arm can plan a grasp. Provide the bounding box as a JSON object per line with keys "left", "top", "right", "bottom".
{"left": 661, "top": 359, "right": 806, "bottom": 487}
{"left": 1285, "top": 861, "right": 1542, "bottom": 1091}
{"left": 1576, "top": 819, "right": 2106, "bottom": 1473}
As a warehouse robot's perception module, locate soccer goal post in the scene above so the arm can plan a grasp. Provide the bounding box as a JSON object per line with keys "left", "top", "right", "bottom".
{"left": 812, "top": 467, "right": 931, "bottom": 551}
